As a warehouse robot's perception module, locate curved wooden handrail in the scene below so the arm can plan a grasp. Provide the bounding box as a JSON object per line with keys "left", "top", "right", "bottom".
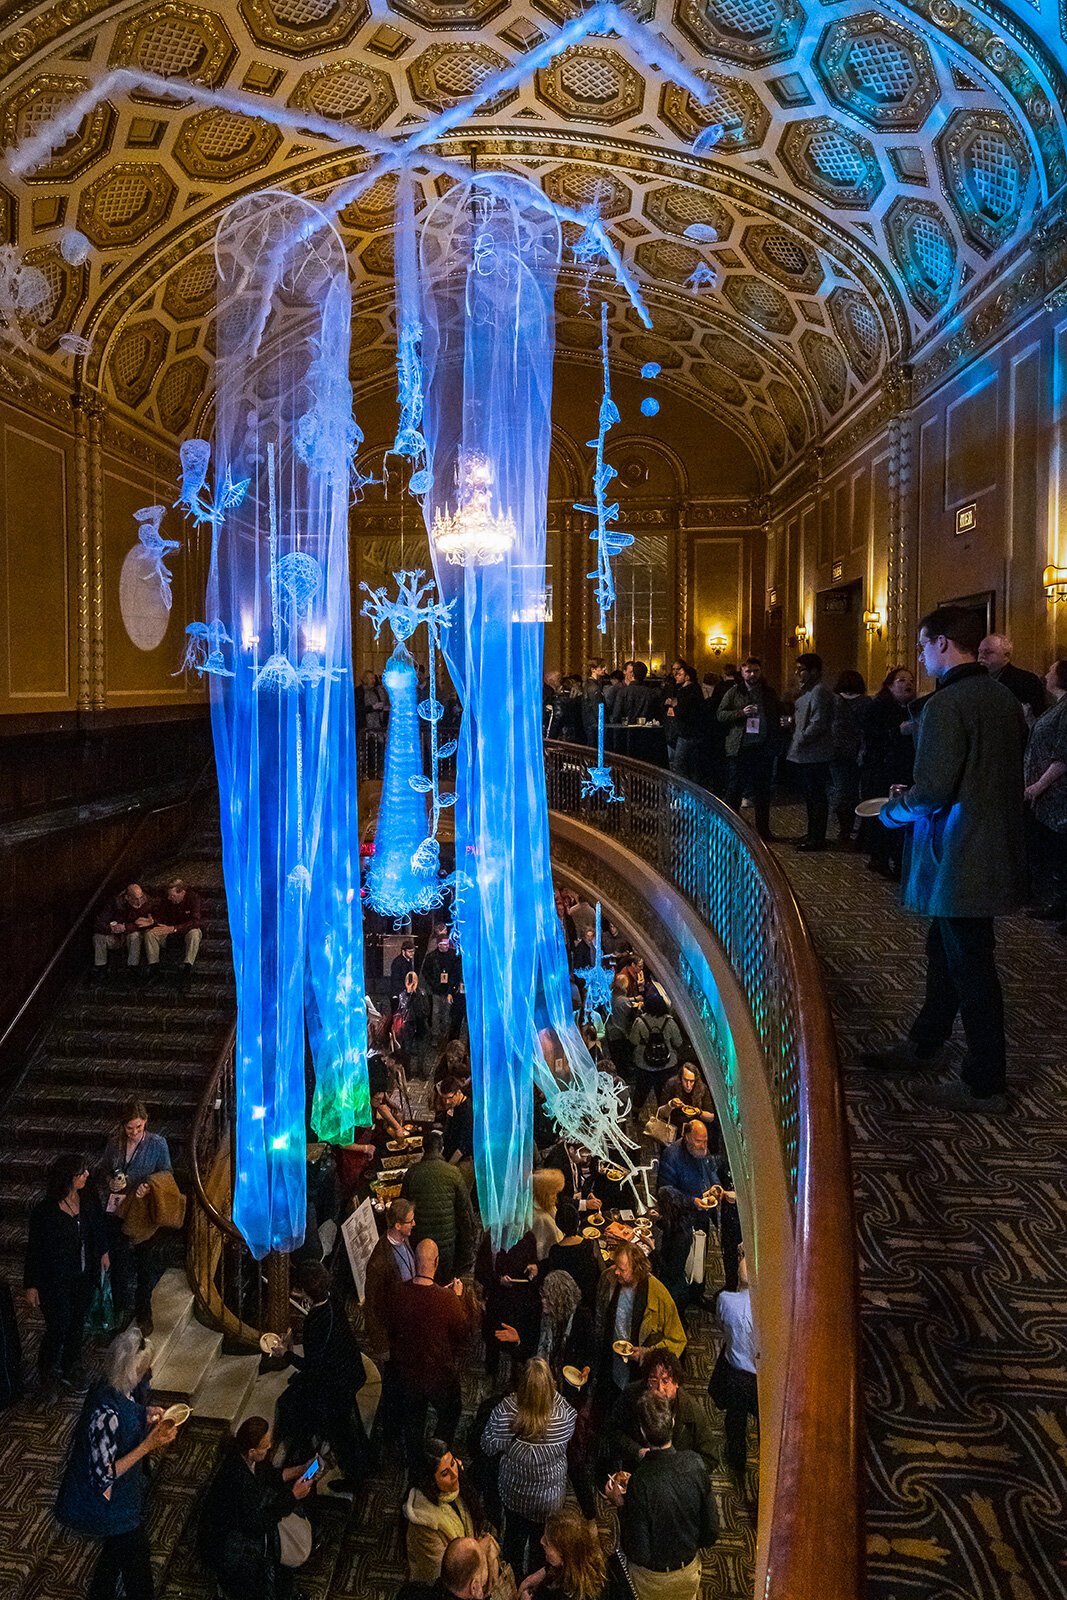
{"left": 544, "top": 741, "right": 864, "bottom": 1600}
{"left": 186, "top": 1016, "right": 291, "bottom": 1344}
{"left": 190, "top": 1019, "right": 239, "bottom": 1240}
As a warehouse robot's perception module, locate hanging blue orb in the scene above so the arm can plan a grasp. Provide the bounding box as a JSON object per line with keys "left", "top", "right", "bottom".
{"left": 640, "top": 396, "right": 660, "bottom": 417}
{"left": 640, "top": 362, "right": 661, "bottom": 380}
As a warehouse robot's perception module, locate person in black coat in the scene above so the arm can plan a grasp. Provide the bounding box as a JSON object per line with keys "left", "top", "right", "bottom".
{"left": 859, "top": 667, "right": 917, "bottom": 877}
{"left": 24, "top": 1153, "right": 107, "bottom": 1390}
{"left": 198, "top": 1415, "right": 315, "bottom": 1600}
{"left": 978, "top": 635, "right": 1047, "bottom": 722}
{"left": 277, "top": 1264, "right": 371, "bottom": 1494}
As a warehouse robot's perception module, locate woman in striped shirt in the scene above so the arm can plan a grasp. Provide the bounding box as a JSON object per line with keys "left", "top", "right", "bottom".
{"left": 482, "top": 1357, "right": 576, "bottom": 1580}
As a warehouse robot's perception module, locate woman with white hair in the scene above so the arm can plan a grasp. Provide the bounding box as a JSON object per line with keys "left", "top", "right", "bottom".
{"left": 55, "top": 1326, "right": 177, "bottom": 1598}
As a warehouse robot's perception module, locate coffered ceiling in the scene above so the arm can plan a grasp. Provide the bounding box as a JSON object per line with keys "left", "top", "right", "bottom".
{"left": 1, "top": 0, "right": 1064, "bottom": 483}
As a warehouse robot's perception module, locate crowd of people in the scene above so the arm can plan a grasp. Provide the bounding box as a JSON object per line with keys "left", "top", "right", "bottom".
{"left": 19, "top": 882, "right": 753, "bottom": 1600}
{"left": 544, "top": 634, "right": 1067, "bottom": 900}
{"left": 19, "top": 608, "right": 1065, "bottom": 1598}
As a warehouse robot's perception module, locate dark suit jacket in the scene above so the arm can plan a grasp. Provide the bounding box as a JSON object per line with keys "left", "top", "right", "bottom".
{"left": 994, "top": 661, "right": 1046, "bottom": 721}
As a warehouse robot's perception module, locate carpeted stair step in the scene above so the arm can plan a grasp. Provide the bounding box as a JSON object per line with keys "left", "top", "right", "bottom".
{"left": 61, "top": 996, "right": 234, "bottom": 1032}
{"left": 0, "top": 1110, "right": 191, "bottom": 1151}
{"left": 45, "top": 1034, "right": 218, "bottom": 1072}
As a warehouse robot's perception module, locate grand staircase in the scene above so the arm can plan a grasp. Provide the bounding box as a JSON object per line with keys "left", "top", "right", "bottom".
{"left": 0, "top": 807, "right": 231, "bottom": 1292}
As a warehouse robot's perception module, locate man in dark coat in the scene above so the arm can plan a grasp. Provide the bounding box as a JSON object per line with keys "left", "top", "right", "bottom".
{"left": 603, "top": 1348, "right": 716, "bottom": 1478}
{"left": 977, "top": 633, "right": 1046, "bottom": 722}
{"left": 862, "top": 606, "right": 1027, "bottom": 1111}
{"left": 280, "top": 1264, "right": 370, "bottom": 1494}
{"left": 719, "top": 657, "right": 781, "bottom": 839}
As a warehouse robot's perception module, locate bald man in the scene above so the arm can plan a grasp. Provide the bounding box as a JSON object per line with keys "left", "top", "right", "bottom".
{"left": 386, "top": 1238, "right": 475, "bottom": 1469}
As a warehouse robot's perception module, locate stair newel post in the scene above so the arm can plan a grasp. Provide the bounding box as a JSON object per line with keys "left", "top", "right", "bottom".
{"left": 265, "top": 1249, "right": 291, "bottom": 1335}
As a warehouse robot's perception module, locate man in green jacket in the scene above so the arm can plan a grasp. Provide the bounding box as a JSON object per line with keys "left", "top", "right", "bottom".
{"left": 401, "top": 1129, "right": 476, "bottom": 1282}
{"left": 862, "top": 605, "right": 1027, "bottom": 1111}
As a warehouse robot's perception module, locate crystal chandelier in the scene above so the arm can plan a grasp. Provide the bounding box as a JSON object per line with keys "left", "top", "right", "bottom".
{"left": 431, "top": 452, "right": 515, "bottom": 566}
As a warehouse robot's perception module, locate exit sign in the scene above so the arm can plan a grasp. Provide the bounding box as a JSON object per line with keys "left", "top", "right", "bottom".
{"left": 831, "top": 559, "right": 844, "bottom": 582}
{"left": 955, "top": 504, "right": 977, "bottom": 535}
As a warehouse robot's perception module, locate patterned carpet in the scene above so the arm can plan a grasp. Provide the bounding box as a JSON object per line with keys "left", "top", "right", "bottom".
{"left": 772, "top": 803, "right": 1067, "bottom": 1600}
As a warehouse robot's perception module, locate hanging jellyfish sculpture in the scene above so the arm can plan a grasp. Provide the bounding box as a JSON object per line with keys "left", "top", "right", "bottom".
{"left": 416, "top": 176, "right": 635, "bottom": 1244}
{"left": 360, "top": 570, "right": 457, "bottom": 921}
{"left": 202, "top": 193, "right": 369, "bottom": 1256}
{"left": 0, "top": 1, "right": 733, "bottom": 1251}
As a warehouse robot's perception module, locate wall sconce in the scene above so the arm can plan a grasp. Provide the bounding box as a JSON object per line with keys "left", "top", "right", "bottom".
{"left": 791, "top": 624, "right": 809, "bottom": 649}
{"left": 863, "top": 608, "right": 883, "bottom": 639}
{"left": 707, "top": 633, "right": 729, "bottom": 656}
{"left": 1043, "top": 564, "right": 1067, "bottom": 602}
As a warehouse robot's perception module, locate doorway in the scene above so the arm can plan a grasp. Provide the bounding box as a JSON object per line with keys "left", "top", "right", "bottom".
{"left": 815, "top": 580, "right": 863, "bottom": 684}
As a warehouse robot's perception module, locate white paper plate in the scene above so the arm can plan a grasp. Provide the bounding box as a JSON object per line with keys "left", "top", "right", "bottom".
{"left": 259, "top": 1332, "right": 284, "bottom": 1356}
{"left": 162, "top": 1402, "right": 191, "bottom": 1426}
{"left": 855, "top": 797, "right": 889, "bottom": 818}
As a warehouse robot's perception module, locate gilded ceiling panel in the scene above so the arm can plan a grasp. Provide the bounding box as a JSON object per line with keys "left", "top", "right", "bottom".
{"left": 0, "top": 0, "right": 1061, "bottom": 481}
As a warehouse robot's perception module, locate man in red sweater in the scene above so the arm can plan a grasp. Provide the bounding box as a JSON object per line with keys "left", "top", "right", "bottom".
{"left": 145, "top": 879, "right": 202, "bottom": 986}
{"left": 386, "top": 1237, "right": 476, "bottom": 1471}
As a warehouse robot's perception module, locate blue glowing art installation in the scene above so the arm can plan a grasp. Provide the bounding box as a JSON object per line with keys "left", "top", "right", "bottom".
{"left": 576, "top": 302, "right": 633, "bottom": 636}
{"left": 4, "top": 1, "right": 727, "bottom": 1246}
{"left": 366, "top": 642, "right": 439, "bottom": 920}
{"left": 640, "top": 397, "right": 660, "bottom": 418}
{"left": 583, "top": 702, "right": 625, "bottom": 805}
{"left": 417, "top": 176, "right": 635, "bottom": 1241}
{"left": 640, "top": 362, "right": 661, "bottom": 380}
{"left": 360, "top": 570, "right": 458, "bottom": 920}
{"left": 200, "top": 193, "right": 369, "bottom": 1256}
{"left": 582, "top": 903, "right": 615, "bottom": 1022}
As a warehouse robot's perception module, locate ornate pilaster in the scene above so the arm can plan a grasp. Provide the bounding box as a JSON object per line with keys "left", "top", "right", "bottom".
{"left": 73, "top": 386, "right": 106, "bottom": 711}
{"left": 885, "top": 363, "right": 914, "bottom": 663}
{"left": 559, "top": 511, "right": 574, "bottom": 673}
{"left": 674, "top": 509, "right": 689, "bottom": 662}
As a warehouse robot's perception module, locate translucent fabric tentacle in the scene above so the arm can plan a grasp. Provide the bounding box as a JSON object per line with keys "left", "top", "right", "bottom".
{"left": 208, "top": 193, "right": 367, "bottom": 1255}
{"left": 417, "top": 176, "right": 629, "bottom": 1244}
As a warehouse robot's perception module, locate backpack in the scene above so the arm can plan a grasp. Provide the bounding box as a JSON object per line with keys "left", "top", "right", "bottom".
{"left": 642, "top": 1019, "right": 672, "bottom": 1071}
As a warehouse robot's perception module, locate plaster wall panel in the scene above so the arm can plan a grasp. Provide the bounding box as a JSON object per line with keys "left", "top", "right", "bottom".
{"left": 0, "top": 419, "right": 73, "bottom": 708}
{"left": 691, "top": 535, "right": 743, "bottom": 671}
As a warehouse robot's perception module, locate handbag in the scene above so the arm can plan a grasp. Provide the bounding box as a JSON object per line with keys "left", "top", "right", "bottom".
{"left": 684, "top": 1227, "right": 707, "bottom": 1286}
{"left": 642, "top": 1109, "right": 675, "bottom": 1147}
{"left": 85, "top": 1267, "right": 118, "bottom": 1337}
{"left": 277, "top": 1511, "right": 313, "bottom": 1569}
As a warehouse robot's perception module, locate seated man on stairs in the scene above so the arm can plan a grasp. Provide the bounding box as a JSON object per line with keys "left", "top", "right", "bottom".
{"left": 144, "top": 878, "right": 203, "bottom": 986}
{"left": 91, "top": 883, "right": 157, "bottom": 981}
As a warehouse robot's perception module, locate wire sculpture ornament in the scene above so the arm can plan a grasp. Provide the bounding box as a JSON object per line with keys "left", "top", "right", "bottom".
{"left": 582, "top": 704, "right": 625, "bottom": 804}
{"left": 174, "top": 437, "right": 250, "bottom": 536}
{"left": 58, "top": 228, "right": 91, "bottom": 266}
{"left": 575, "top": 302, "right": 633, "bottom": 634}
{"left": 581, "top": 903, "right": 615, "bottom": 1021}
{"left": 132, "top": 504, "right": 181, "bottom": 609}
{"left": 0, "top": 244, "right": 51, "bottom": 350}
{"left": 179, "top": 618, "right": 235, "bottom": 678}
{"left": 687, "top": 262, "right": 719, "bottom": 294}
